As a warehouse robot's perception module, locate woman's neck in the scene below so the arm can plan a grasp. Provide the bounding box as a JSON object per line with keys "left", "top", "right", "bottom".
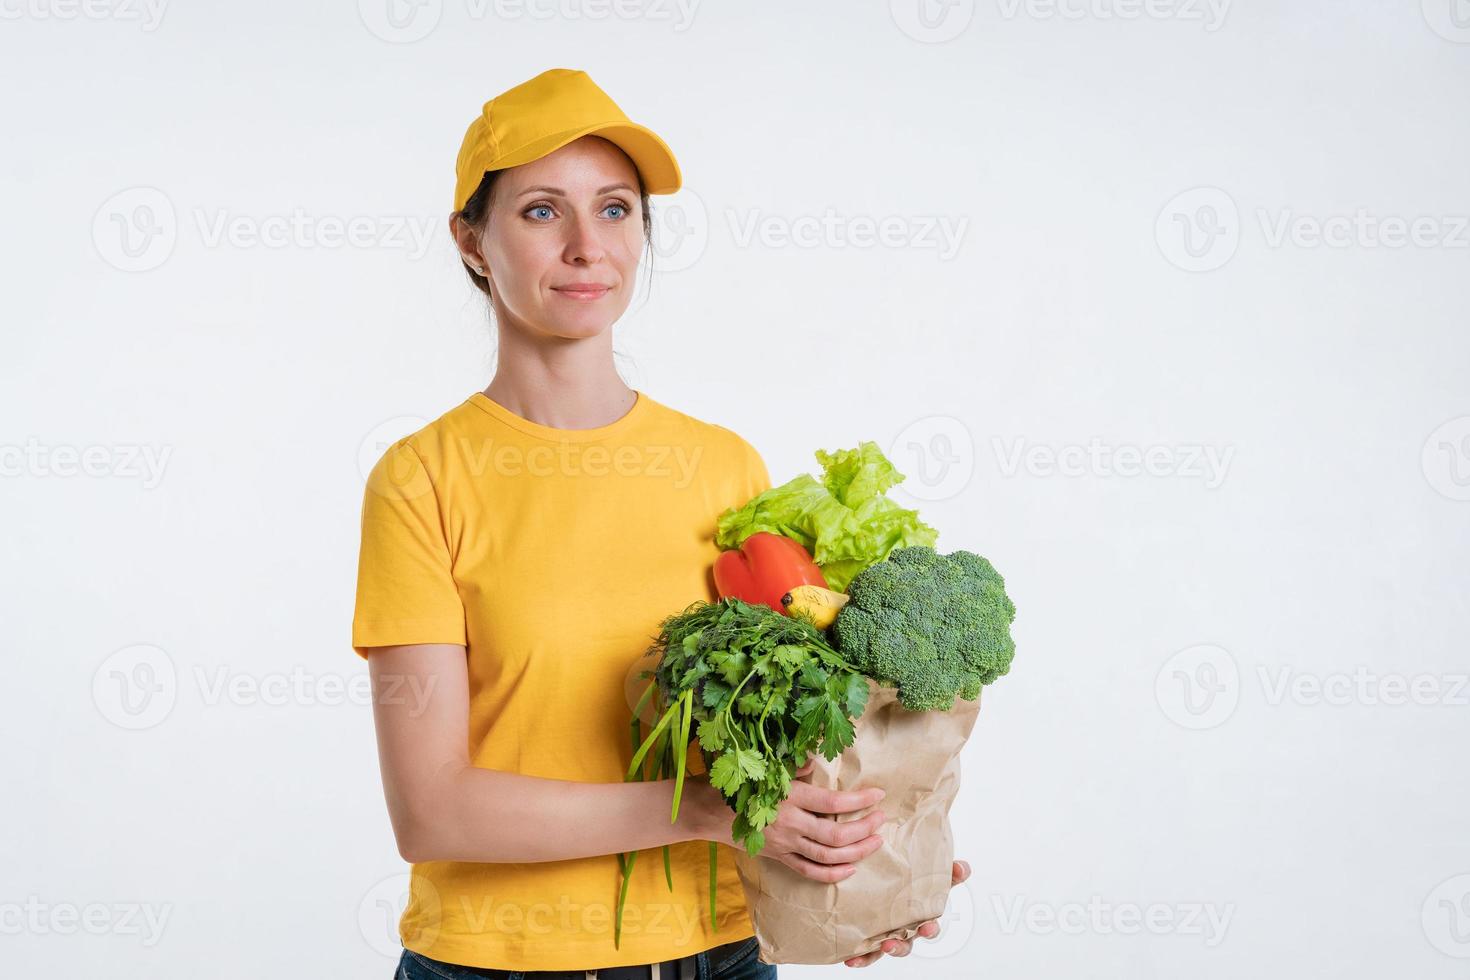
{"left": 482, "top": 328, "right": 636, "bottom": 430}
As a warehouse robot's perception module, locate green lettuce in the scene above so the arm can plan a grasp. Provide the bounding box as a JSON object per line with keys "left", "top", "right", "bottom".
{"left": 714, "top": 441, "right": 938, "bottom": 592}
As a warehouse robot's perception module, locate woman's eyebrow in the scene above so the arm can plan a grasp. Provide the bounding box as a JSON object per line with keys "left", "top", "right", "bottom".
{"left": 516, "top": 183, "right": 635, "bottom": 198}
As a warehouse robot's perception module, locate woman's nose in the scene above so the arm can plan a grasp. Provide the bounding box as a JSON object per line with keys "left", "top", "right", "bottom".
{"left": 561, "top": 218, "right": 605, "bottom": 264}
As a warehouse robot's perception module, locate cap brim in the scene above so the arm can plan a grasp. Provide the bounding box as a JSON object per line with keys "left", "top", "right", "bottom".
{"left": 486, "top": 120, "right": 682, "bottom": 199}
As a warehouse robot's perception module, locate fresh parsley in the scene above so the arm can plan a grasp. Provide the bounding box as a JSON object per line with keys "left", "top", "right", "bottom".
{"left": 615, "top": 597, "right": 869, "bottom": 947}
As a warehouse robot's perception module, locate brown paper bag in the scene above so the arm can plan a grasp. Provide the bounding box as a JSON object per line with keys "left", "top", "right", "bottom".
{"left": 734, "top": 678, "right": 980, "bottom": 964}
{"left": 623, "top": 656, "right": 982, "bottom": 965}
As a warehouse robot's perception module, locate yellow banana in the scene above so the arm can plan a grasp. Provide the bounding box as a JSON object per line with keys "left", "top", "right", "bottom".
{"left": 780, "top": 584, "right": 850, "bottom": 629}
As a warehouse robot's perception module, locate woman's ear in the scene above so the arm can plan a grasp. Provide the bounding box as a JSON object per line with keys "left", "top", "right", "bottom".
{"left": 448, "top": 213, "right": 487, "bottom": 274}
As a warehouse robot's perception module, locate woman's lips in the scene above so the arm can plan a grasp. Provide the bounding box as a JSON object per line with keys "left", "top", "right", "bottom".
{"left": 553, "top": 285, "right": 611, "bottom": 301}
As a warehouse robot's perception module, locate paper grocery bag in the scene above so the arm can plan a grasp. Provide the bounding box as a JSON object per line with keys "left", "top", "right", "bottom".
{"left": 623, "top": 657, "right": 982, "bottom": 965}
{"left": 734, "top": 678, "right": 981, "bottom": 964}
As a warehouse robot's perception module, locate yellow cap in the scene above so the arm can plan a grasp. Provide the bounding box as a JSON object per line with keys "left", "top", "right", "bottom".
{"left": 452, "top": 68, "right": 682, "bottom": 212}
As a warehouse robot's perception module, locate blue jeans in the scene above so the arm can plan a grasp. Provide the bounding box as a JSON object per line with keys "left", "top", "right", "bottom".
{"left": 395, "top": 936, "right": 776, "bottom": 980}
{"left": 702, "top": 936, "right": 775, "bottom": 980}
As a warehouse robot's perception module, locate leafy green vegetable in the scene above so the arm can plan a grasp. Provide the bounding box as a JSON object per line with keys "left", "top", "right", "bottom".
{"left": 615, "top": 597, "right": 870, "bottom": 947}
{"left": 714, "top": 441, "right": 938, "bottom": 591}
{"left": 831, "top": 545, "right": 1017, "bottom": 712}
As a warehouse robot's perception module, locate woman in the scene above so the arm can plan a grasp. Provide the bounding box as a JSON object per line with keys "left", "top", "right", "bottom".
{"left": 352, "top": 68, "right": 967, "bottom": 980}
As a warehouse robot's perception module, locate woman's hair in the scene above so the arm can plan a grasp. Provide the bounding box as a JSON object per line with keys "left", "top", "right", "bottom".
{"left": 452, "top": 164, "right": 655, "bottom": 298}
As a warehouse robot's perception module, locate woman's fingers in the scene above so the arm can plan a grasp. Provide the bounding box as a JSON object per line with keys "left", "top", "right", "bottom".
{"left": 778, "top": 850, "right": 859, "bottom": 883}
{"left": 788, "top": 778, "right": 885, "bottom": 817}
{"left": 843, "top": 938, "right": 906, "bottom": 968}
{"left": 793, "top": 831, "right": 883, "bottom": 867}
{"left": 798, "top": 808, "right": 885, "bottom": 849}
{"left": 778, "top": 819, "right": 882, "bottom": 879}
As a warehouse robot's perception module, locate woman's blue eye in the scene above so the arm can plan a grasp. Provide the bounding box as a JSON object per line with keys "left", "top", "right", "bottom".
{"left": 523, "top": 201, "right": 630, "bottom": 221}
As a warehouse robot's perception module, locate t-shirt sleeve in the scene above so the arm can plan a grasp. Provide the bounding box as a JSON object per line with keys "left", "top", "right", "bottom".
{"left": 351, "top": 437, "right": 467, "bottom": 659}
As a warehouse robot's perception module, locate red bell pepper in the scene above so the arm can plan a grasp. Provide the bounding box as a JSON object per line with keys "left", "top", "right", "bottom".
{"left": 713, "top": 532, "right": 829, "bottom": 613}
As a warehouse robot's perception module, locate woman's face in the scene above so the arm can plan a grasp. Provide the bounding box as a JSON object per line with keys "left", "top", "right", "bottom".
{"left": 459, "top": 135, "right": 646, "bottom": 340}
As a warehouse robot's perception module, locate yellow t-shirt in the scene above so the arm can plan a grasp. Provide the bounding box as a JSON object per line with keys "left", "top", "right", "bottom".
{"left": 351, "top": 388, "right": 771, "bottom": 972}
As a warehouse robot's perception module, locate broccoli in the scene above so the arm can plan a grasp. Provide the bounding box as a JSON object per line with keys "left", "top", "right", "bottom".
{"left": 830, "top": 545, "right": 1016, "bottom": 711}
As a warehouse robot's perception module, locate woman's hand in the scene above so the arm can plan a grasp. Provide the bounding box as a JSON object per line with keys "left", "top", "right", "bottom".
{"left": 692, "top": 757, "right": 887, "bottom": 883}
{"left": 842, "top": 859, "right": 972, "bottom": 968}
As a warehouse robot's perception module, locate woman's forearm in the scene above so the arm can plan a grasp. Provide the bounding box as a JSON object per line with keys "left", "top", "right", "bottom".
{"left": 403, "top": 765, "right": 729, "bottom": 864}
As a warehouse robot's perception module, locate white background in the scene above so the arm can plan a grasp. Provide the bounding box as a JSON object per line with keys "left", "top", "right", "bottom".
{"left": 3, "top": 1, "right": 1468, "bottom": 977}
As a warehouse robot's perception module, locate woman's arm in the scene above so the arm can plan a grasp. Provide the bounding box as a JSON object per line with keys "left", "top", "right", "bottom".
{"left": 367, "top": 642, "right": 721, "bottom": 864}
{"left": 368, "top": 643, "right": 887, "bottom": 875}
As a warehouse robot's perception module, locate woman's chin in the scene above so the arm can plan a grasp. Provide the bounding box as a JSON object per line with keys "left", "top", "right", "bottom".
{"left": 541, "top": 305, "right": 623, "bottom": 340}
{"left": 500, "top": 300, "right": 623, "bottom": 341}
{"left": 544, "top": 317, "right": 612, "bottom": 340}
